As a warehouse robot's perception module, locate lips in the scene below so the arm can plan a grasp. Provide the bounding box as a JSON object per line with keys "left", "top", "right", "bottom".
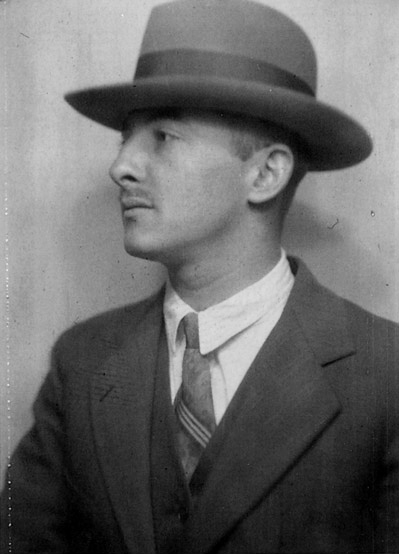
{"left": 122, "top": 199, "right": 153, "bottom": 209}
{"left": 120, "top": 192, "right": 153, "bottom": 212}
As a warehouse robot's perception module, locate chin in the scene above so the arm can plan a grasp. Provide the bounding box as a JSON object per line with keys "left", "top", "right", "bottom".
{"left": 123, "top": 235, "right": 161, "bottom": 262}
{"left": 124, "top": 238, "right": 188, "bottom": 269}
{"left": 124, "top": 241, "right": 152, "bottom": 260}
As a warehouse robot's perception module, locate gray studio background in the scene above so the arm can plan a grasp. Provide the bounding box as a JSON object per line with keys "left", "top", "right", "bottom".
{"left": 1, "top": 0, "right": 398, "bottom": 480}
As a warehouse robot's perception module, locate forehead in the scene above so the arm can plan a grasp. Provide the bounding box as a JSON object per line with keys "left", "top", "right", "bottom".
{"left": 121, "top": 108, "right": 257, "bottom": 135}
{"left": 122, "top": 108, "right": 178, "bottom": 131}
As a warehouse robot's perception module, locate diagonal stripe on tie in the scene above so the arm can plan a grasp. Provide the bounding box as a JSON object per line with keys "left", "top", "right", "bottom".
{"left": 175, "top": 393, "right": 212, "bottom": 448}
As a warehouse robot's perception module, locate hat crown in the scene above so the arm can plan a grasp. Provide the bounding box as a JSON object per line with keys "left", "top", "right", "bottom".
{"left": 64, "top": 0, "right": 372, "bottom": 171}
{"left": 141, "top": 0, "right": 317, "bottom": 94}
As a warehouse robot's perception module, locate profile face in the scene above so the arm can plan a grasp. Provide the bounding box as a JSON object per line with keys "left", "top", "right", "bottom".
{"left": 109, "top": 109, "right": 250, "bottom": 267}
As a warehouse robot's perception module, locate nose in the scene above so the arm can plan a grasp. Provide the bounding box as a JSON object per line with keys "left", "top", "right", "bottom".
{"left": 109, "top": 136, "right": 148, "bottom": 188}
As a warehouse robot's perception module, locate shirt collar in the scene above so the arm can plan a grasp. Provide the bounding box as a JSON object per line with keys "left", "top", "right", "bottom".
{"left": 163, "top": 250, "right": 294, "bottom": 355}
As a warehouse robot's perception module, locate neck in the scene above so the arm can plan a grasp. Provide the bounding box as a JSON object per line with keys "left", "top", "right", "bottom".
{"left": 167, "top": 241, "right": 282, "bottom": 311}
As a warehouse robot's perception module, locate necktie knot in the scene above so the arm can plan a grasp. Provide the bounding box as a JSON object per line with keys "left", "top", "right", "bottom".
{"left": 182, "top": 312, "right": 200, "bottom": 349}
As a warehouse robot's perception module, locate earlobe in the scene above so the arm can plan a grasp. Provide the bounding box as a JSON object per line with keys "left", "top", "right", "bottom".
{"left": 247, "top": 144, "right": 294, "bottom": 205}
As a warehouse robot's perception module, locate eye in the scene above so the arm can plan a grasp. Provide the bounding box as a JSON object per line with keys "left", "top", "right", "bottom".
{"left": 154, "top": 126, "right": 182, "bottom": 145}
{"left": 154, "top": 129, "right": 171, "bottom": 142}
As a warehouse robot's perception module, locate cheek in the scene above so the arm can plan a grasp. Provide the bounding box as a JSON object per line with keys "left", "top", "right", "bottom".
{"left": 156, "top": 152, "right": 245, "bottom": 217}
{"left": 199, "top": 163, "right": 244, "bottom": 206}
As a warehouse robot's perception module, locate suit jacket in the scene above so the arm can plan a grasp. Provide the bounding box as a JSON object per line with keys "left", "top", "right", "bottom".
{"left": 1, "top": 258, "right": 398, "bottom": 553}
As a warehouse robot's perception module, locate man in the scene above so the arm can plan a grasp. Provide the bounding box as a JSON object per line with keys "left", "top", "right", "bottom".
{"left": 1, "top": 0, "right": 398, "bottom": 553}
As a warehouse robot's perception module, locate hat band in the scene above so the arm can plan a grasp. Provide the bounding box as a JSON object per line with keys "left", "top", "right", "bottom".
{"left": 135, "top": 49, "right": 315, "bottom": 97}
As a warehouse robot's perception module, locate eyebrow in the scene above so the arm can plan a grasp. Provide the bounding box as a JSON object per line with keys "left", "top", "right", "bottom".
{"left": 121, "top": 108, "right": 186, "bottom": 134}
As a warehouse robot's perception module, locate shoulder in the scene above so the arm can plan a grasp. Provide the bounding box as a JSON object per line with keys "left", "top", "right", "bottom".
{"left": 291, "top": 256, "right": 399, "bottom": 341}
{"left": 314, "top": 273, "right": 399, "bottom": 358}
{"left": 339, "top": 298, "right": 399, "bottom": 399}
{"left": 324, "top": 291, "right": 399, "bottom": 440}
{"left": 343, "top": 295, "right": 399, "bottom": 347}
{"left": 290, "top": 259, "right": 398, "bottom": 431}
{"left": 289, "top": 256, "right": 399, "bottom": 375}
{"left": 53, "top": 288, "right": 165, "bottom": 365}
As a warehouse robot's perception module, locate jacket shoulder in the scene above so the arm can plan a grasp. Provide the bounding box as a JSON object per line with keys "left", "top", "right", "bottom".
{"left": 341, "top": 295, "right": 399, "bottom": 349}
{"left": 54, "top": 288, "right": 164, "bottom": 361}
{"left": 289, "top": 257, "right": 399, "bottom": 375}
{"left": 291, "top": 256, "right": 399, "bottom": 346}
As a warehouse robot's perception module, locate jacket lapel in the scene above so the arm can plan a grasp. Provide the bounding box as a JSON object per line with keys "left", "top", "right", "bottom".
{"left": 184, "top": 260, "right": 355, "bottom": 554}
{"left": 90, "top": 293, "right": 164, "bottom": 554}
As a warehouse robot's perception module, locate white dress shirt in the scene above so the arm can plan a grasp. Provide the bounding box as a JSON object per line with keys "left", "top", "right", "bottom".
{"left": 163, "top": 251, "right": 294, "bottom": 424}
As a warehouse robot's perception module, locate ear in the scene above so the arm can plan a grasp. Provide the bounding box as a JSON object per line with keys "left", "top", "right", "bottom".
{"left": 246, "top": 144, "right": 294, "bottom": 205}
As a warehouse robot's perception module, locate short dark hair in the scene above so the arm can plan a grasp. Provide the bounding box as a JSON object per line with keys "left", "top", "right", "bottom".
{"left": 220, "top": 112, "right": 308, "bottom": 217}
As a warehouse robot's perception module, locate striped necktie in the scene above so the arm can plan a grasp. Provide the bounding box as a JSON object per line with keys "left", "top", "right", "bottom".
{"left": 175, "top": 312, "right": 216, "bottom": 481}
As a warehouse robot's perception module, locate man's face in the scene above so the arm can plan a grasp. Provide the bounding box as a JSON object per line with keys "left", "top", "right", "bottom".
{"left": 109, "top": 110, "right": 250, "bottom": 267}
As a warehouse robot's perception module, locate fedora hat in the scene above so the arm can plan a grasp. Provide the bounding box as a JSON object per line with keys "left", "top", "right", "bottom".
{"left": 65, "top": 0, "right": 372, "bottom": 171}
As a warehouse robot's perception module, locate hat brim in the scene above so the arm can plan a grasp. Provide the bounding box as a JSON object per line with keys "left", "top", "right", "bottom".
{"left": 64, "top": 76, "right": 372, "bottom": 171}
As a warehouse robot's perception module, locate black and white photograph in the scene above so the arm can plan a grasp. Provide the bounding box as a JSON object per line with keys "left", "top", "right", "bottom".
{"left": 1, "top": 1, "right": 398, "bottom": 552}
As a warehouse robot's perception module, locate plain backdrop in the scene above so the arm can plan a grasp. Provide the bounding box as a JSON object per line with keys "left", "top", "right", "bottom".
{"left": 1, "top": 0, "right": 398, "bottom": 480}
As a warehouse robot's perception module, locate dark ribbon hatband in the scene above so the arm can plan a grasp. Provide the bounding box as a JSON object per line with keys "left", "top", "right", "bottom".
{"left": 135, "top": 49, "right": 315, "bottom": 97}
